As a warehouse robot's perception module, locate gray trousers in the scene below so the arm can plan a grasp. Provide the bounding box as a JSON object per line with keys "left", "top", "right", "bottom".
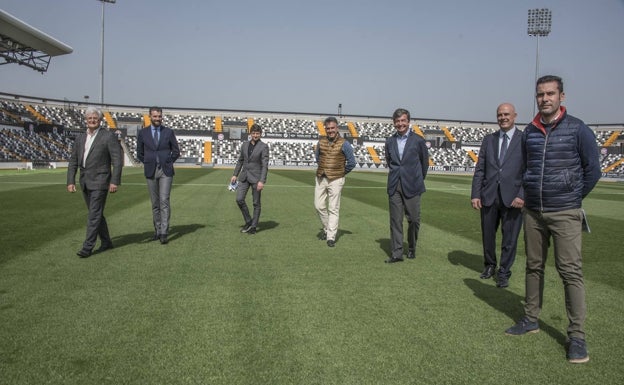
{"left": 146, "top": 167, "right": 173, "bottom": 236}
{"left": 81, "top": 187, "right": 111, "bottom": 251}
{"left": 389, "top": 181, "right": 421, "bottom": 259}
{"left": 523, "top": 208, "right": 586, "bottom": 339}
{"left": 236, "top": 180, "right": 262, "bottom": 227}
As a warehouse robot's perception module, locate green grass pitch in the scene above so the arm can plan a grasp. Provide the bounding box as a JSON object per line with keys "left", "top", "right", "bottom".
{"left": 1, "top": 168, "right": 623, "bottom": 384}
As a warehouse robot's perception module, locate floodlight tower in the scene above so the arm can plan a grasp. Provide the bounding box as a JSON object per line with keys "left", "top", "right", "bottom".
{"left": 527, "top": 8, "right": 552, "bottom": 116}
{"left": 98, "top": 0, "right": 116, "bottom": 105}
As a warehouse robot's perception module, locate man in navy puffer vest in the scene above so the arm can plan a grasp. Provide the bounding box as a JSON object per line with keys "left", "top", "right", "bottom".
{"left": 504, "top": 75, "right": 601, "bottom": 364}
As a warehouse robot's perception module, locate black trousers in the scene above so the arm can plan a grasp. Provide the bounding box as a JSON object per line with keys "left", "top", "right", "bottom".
{"left": 480, "top": 190, "right": 523, "bottom": 279}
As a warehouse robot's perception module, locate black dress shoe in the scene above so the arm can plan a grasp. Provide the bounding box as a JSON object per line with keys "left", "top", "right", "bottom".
{"left": 407, "top": 250, "right": 415, "bottom": 259}
{"left": 76, "top": 249, "right": 92, "bottom": 258}
{"left": 96, "top": 243, "right": 114, "bottom": 253}
{"left": 160, "top": 235, "right": 168, "bottom": 244}
{"left": 385, "top": 257, "right": 404, "bottom": 264}
{"left": 480, "top": 266, "right": 495, "bottom": 279}
{"left": 497, "top": 278, "right": 509, "bottom": 288}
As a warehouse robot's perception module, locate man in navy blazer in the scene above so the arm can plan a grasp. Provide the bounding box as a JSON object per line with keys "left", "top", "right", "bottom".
{"left": 384, "top": 108, "right": 429, "bottom": 263}
{"left": 471, "top": 103, "right": 525, "bottom": 288}
{"left": 137, "top": 106, "right": 180, "bottom": 244}
{"left": 67, "top": 106, "right": 123, "bottom": 257}
{"left": 231, "top": 124, "right": 269, "bottom": 235}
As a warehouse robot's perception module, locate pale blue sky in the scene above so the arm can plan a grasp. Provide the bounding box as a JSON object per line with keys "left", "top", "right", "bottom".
{"left": 1, "top": 0, "right": 623, "bottom": 124}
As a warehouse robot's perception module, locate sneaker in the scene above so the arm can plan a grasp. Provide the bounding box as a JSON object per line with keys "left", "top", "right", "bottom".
{"left": 327, "top": 240, "right": 335, "bottom": 247}
{"left": 567, "top": 337, "right": 589, "bottom": 363}
{"left": 505, "top": 316, "right": 540, "bottom": 335}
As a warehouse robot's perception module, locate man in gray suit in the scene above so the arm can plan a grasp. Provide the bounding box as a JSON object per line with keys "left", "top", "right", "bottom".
{"left": 471, "top": 103, "right": 525, "bottom": 288}
{"left": 67, "top": 106, "right": 123, "bottom": 258}
{"left": 231, "top": 124, "right": 269, "bottom": 235}
{"left": 137, "top": 107, "right": 180, "bottom": 244}
{"left": 384, "top": 108, "right": 429, "bottom": 263}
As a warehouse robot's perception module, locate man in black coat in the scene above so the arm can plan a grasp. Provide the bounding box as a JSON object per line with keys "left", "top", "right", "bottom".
{"left": 471, "top": 103, "right": 524, "bottom": 288}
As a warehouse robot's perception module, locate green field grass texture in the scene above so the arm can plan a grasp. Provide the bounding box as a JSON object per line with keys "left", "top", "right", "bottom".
{"left": 0, "top": 168, "right": 623, "bottom": 384}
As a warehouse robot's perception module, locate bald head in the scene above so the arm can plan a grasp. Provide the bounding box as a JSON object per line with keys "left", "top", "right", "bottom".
{"left": 496, "top": 103, "right": 517, "bottom": 132}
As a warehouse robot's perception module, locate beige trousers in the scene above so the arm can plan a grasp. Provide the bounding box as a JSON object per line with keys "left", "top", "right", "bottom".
{"left": 314, "top": 176, "right": 345, "bottom": 241}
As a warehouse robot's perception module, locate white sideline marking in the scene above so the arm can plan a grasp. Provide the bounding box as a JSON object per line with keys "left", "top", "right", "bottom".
{"left": 1, "top": 181, "right": 622, "bottom": 194}
{"left": 0, "top": 180, "right": 482, "bottom": 192}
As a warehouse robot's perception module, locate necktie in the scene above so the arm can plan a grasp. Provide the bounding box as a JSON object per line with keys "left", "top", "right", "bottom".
{"left": 153, "top": 128, "right": 159, "bottom": 146}
{"left": 499, "top": 133, "right": 508, "bottom": 161}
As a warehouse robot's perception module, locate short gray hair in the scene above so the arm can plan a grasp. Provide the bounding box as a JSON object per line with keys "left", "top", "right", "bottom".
{"left": 85, "top": 106, "right": 102, "bottom": 119}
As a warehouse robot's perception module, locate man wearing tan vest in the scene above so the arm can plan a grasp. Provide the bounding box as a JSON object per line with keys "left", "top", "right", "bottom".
{"left": 314, "top": 116, "right": 356, "bottom": 247}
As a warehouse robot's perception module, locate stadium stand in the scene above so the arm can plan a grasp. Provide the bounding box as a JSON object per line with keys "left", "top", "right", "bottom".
{"left": 448, "top": 125, "right": 497, "bottom": 143}
{"left": 357, "top": 121, "right": 395, "bottom": 138}
{"left": 32, "top": 104, "right": 83, "bottom": 129}
{"left": 1, "top": 94, "right": 622, "bottom": 178}
{"left": 269, "top": 141, "right": 317, "bottom": 163}
{"left": 601, "top": 154, "right": 624, "bottom": 173}
{"left": 164, "top": 113, "right": 214, "bottom": 131}
{"left": 255, "top": 117, "right": 317, "bottom": 136}
{"left": 0, "top": 128, "right": 71, "bottom": 164}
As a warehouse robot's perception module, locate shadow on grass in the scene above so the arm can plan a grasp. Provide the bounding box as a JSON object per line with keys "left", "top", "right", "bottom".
{"left": 258, "top": 220, "right": 279, "bottom": 232}
{"left": 337, "top": 229, "right": 353, "bottom": 241}
{"left": 375, "top": 238, "right": 391, "bottom": 259}
{"left": 313, "top": 228, "right": 353, "bottom": 240}
{"left": 375, "top": 238, "right": 427, "bottom": 260}
{"left": 464, "top": 278, "right": 567, "bottom": 348}
{"left": 448, "top": 249, "right": 483, "bottom": 274}
{"left": 169, "top": 223, "right": 206, "bottom": 242}
{"left": 110, "top": 223, "right": 206, "bottom": 246}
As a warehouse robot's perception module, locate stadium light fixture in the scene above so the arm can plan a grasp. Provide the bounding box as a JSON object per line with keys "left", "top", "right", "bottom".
{"left": 98, "top": 0, "right": 116, "bottom": 105}
{"left": 527, "top": 8, "right": 552, "bottom": 116}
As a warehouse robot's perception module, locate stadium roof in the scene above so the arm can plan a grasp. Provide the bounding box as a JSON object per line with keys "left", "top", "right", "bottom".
{"left": 0, "top": 9, "right": 73, "bottom": 73}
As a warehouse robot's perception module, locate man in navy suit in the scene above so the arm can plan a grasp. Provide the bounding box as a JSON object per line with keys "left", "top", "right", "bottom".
{"left": 231, "top": 124, "right": 269, "bottom": 235}
{"left": 137, "top": 107, "right": 180, "bottom": 244}
{"left": 67, "top": 106, "right": 123, "bottom": 257}
{"left": 471, "top": 103, "right": 525, "bottom": 288}
{"left": 384, "top": 108, "right": 429, "bottom": 263}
